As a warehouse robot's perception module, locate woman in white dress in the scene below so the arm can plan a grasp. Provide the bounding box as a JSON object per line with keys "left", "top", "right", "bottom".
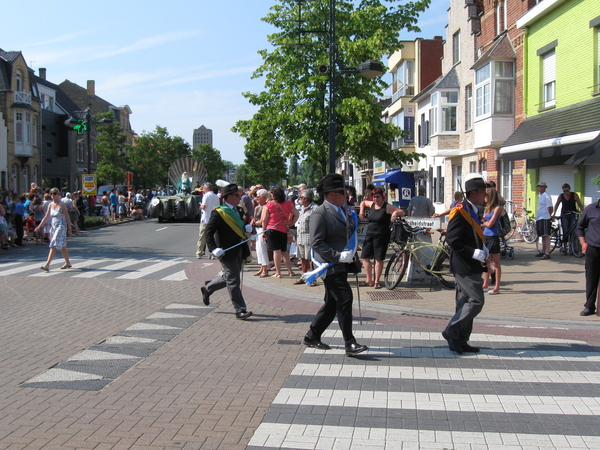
{"left": 35, "top": 188, "right": 73, "bottom": 271}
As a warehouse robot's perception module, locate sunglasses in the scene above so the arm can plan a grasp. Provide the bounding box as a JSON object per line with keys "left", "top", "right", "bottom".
{"left": 51, "top": 192, "right": 59, "bottom": 196}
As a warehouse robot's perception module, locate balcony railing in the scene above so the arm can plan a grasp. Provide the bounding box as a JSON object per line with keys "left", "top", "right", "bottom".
{"left": 14, "top": 91, "right": 31, "bottom": 104}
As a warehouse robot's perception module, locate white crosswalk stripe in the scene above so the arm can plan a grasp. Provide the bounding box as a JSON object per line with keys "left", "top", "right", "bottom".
{"left": 248, "top": 327, "right": 600, "bottom": 450}
{"left": 0, "top": 257, "right": 191, "bottom": 281}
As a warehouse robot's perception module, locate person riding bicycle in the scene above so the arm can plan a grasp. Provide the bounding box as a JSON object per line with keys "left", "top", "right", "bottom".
{"left": 551, "top": 183, "right": 583, "bottom": 255}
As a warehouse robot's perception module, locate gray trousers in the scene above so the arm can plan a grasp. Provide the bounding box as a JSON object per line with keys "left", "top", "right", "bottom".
{"left": 205, "top": 251, "right": 247, "bottom": 313}
{"left": 444, "top": 272, "right": 485, "bottom": 344}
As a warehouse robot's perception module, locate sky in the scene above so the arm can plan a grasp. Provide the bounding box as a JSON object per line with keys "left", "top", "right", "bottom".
{"left": 1, "top": 0, "right": 448, "bottom": 165}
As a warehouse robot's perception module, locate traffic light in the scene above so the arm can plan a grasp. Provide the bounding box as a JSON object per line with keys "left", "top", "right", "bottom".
{"left": 74, "top": 119, "right": 87, "bottom": 135}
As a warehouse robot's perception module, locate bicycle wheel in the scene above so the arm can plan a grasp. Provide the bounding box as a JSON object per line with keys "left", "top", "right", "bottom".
{"left": 384, "top": 251, "right": 408, "bottom": 290}
{"left": 432, "top": 249, "right": 455, "bottom": 289}
{"left": 504, "top": 218, "right": 517, "bottom": 240}
{"left": 522, "top": 218, "right": 537, "bottom": 244}
{"left": 536, "top": 225, "right": 558, "bottom": 253}
{"left": 570, "top": 232, "right": 584, "bottom": 258}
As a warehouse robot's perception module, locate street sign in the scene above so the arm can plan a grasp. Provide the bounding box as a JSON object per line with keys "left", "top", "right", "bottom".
{"left": 82, "top": 175, "right": 97, "bottom": 196}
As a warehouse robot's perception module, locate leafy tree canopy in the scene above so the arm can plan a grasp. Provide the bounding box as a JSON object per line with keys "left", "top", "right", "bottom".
{"left": 233, "top": 0, "right": 430, "bottom": 174}
{"left": 128, "top": 126, "right": 191, "bottom": 189}
{"left": 191, "top": 144, "right": 227, "bottom": 183}
{"left": 95, "top": 112, "right": 130, "bottom": 186}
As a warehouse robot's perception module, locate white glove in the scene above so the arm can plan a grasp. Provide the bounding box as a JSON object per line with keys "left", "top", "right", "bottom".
{"left": 472, "top": 249, "right": 486, "bottom": 263}
{"left": 339, "top": 250, "right": 354, "bottom": 263}
{"left": 212, "top": 248, "right": 225, "bottom": 259}
{"left": 245, "top": 224, "right": 253, "bottom": 233}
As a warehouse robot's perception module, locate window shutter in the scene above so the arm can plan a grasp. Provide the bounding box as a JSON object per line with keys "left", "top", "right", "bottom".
{"left": 543, "top": 51, "right": 556, "bottom": 84}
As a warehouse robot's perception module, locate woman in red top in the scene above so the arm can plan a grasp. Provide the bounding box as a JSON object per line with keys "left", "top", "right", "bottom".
{"left": 260, "top": 186, "right": 299, "bottom": 278}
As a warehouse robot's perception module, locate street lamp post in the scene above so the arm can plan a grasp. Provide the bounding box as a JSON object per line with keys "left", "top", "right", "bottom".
{"left": 327, "top": 0, "right": 383, "bottom": 174}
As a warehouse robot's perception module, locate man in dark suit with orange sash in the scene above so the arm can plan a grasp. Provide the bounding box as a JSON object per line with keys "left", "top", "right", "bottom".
{"left": 442, "top": 177, "right": 488, "bottom": 354}
{"left": 202, "top": 183, "right": 253, "bottom": 320}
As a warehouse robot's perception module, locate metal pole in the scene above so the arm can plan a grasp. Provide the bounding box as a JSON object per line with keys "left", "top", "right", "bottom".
{"left": 87, "top": 108, "right": 93, "bottom": 216}
{"left": 328, "top": 0, "right": 336, "bottom": 175}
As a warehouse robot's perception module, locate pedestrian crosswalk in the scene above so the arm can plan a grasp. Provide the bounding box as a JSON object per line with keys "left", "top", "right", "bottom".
{"left": 0, "top": 257, "right": 206, "bottom": 281}
{"left": 247, "top": 326, "right": 600, "bottom": 450}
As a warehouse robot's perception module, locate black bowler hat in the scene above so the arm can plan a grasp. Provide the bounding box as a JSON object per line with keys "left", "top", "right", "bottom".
{"left": 320, "top": 173, "right": 345, "bottom": 193}
{"left": 223, "top": 183, "right": 238, "bottom": 197}
{"left": 465, "top": 177, "right": 486, "bottom": 193}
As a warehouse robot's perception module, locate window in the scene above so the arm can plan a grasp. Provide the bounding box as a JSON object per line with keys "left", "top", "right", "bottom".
{"left": 430, "top": 93, "right": 438, "bottom": 135}
{"left": 453, "top": 31, "right": 461, "bottom": 65}
{"left": 475, "top": 64, "right": 491, "bottom": 117}
{"left": 22, "top": 165, "right": 29, "bottom": 193}
{"left": 480, "top": 158, "right": 487, "bottom": 174}
{"left": 542, "top": 50, "right": 556, "bottom": 108}
{"left": 597, "top": 28, "right": 600, "bottom": 90}
{"left": 16, "top": 70, "right": 23, "bottom": 91}
{"left": 441, "top": 91, "right": 458, "bottom": 132}
{"left": 25, "top": 113, "right": 32, "bottom": 144}
{"left": 494, "top": 62, "right": 514, "bottom": 114}
{"left": 454, "top": 165, "right": 462, "bottom": 194}
{"left": 32, "top": 116, "right": 37, "bottom": 147}
{"left": 15, "top": 112, "right": 23, "bottom": 143}
{"left": 469, "top": 161, "right": 477, "bottom": 173}
{"left": 12, "top": 164, "right": 19, "bottom": 193}
{"left": 392, "top": 60, "right": 415, "bottom": 101}
{"left": 465, "top": 84, "right": 473, "bottom": 130}
{"left": 475, "top": 61, "right": 514, "bottom": 118}
{"left": 33, "top": 166, "right": 38, "bottom": 187}
{"left": 501, "top": 159, "right": 513, "bottom": 206}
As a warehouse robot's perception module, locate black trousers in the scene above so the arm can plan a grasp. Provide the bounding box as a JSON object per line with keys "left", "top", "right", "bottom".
{"left": 584, "top": 245, "right": 600, "bottom": 312}
{"left": 307, "top": 272, "right": 356, "bottom": 344}
{"left": 14, "top": 215, "right": 24, "bottom": 245}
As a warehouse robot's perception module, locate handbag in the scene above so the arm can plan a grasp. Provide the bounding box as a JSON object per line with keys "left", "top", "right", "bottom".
{"left": 274, "top": 203, "right": 294, "bottom": 244}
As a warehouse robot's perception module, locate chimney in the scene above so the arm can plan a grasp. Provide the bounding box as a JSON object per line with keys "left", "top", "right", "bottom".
{"left": 39, "top": 68, "right": 47, "bottom": 80}
{"left": 87, "top": 80, "right": 95, "bottom": 96}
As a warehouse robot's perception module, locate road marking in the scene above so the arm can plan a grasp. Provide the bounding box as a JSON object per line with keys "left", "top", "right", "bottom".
{"left": 115, "top": 259, "right": 184, "bottom": 279}
{"left": 156, "top": 227, "right": 168, "bottom": 231}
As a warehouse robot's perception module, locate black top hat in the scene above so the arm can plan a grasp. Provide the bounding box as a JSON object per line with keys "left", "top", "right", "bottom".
{"left": 465, "top": 177, "right": 486, "bottom": 193}
{"left": 222, "top": 183, "right": 238, "bottom": 197}
{"left": 320, "top": 173, "right": 345, "bottom": 193}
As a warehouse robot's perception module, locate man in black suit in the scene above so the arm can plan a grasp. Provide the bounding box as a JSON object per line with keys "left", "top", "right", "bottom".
{"left": 302, "top": 173, "right": 368, "bottom": 356}
{"left": 442, "top": 177, "right": 488, "bottom": 354}
{"left": 202, "top": 183, "right": 253, "bottom": 320}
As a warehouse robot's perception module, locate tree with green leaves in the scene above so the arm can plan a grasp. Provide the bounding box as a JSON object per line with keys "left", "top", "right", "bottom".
{"left": 191, "top": 144, "right": 227, "bottom": 183}
{"left": 233, "top": 0, "right": 430, "bottom": 174}
{"left": 240, "top": 142, "right": 288, "bottom": 187}
{"left": 95, "top": 112, "right": 131, "bottom": 186}
{"left": 127, "top": 126, "right": 191, "bottom": 189}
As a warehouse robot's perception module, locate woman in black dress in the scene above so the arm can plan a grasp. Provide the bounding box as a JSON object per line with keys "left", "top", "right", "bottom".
{"left": 358, "top": 187, "right": 404, "bottom": 288}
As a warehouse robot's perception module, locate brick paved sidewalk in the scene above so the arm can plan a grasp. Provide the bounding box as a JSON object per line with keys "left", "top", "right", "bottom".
{"left": 244, "top": 240, "right": 597, "bottom": 324}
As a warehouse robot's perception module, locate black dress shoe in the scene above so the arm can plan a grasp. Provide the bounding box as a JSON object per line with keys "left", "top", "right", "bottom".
{"left": 461, "top": 343, "right": 480, "bottom": 353}
{"left": 442, "top": 331, "right": 464, "bottom": 355}
{"left": 303, "top": 336, "right": 331, "bottom": 350}
{"left": 345, "top": 342, "right": 368, "bottom": 356}
{"left": 201, "top": 286, "right": 210, "bottom": 305}
{"left": 235, "top": 310, "right": 252, "bottom": 320}
{"left": 580, "top": 308, "right": 596, "bottom": 316}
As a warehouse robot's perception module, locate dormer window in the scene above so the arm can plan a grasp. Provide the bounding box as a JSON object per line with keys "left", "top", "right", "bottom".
{"left": 16, "top": 70, "right": 23, "bottom": 92}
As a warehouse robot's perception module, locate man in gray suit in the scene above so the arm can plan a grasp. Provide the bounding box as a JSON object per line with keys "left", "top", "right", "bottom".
{"left": 302, "top": 173, "right": 368, "bottom": 356}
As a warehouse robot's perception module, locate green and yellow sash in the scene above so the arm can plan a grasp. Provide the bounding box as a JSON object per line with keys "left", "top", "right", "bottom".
{"left": 214, "top": 206, "right": 246, "bottom": 240}
{"left": 449, "top": 203, "right": 484, "bottom": 241}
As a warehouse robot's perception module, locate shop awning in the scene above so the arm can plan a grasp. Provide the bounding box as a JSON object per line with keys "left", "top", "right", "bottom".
{"left": 373, "top": 169, "right": 413, "bottom": 187}
{"left": 564, "top": 133, "right": 600, "bottom": 165}
{"left": 500, "top": 97, "right": 600, "bottom": 163}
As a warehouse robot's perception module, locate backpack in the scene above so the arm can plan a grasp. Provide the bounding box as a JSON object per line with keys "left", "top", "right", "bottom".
{"left": 498, "top": 208, "right": 511, "bottom": 237}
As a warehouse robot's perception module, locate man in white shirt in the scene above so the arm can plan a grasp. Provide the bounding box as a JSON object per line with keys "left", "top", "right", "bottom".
{"left": 196, "top": 182, "right": 221, "bottom": 258}
{"left": 535, "top": 181, "right": 553, "bottom": 259}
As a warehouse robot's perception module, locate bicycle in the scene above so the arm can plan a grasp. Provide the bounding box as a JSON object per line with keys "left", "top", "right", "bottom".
{"left": 504, "top": 201, "right": 537, "bottom": 243}
{"left": 384, "top": 219, "right": 455, "bottom": 290}
{"left": 535, "top": 211, "right": 583, "bottom": 257}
